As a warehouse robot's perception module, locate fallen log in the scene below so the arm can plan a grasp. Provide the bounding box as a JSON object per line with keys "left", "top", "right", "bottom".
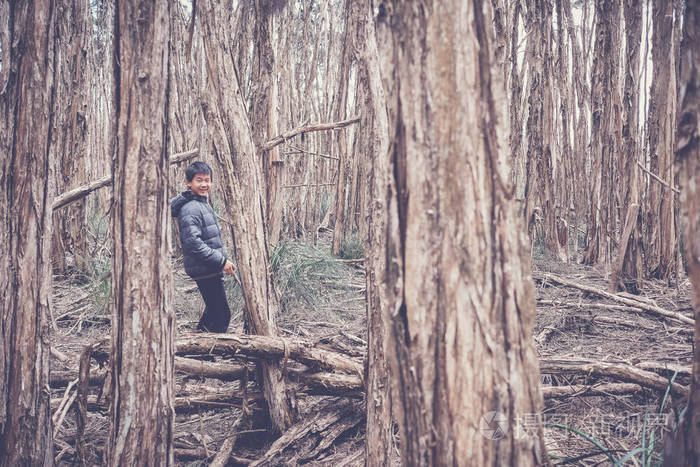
{"left": 542, "top": 383, "right": 642, "bottom": 399}
{"left": 176, "top": 333, "right": 364, "bottom": 376}
{"left": 536, "top": 273, "right": 694, "bottom": 325}
{"left": 539, "top": 358, "right": 689, "bottom": 397}
{"left": 634, "top": 361, "right": 692, "bottom": 382}
{"left": 53, "top": 390, "right": 264, "bottom": 415}
{"left": 174, "top": 356, "right": 248, "bottom": 381}
{"left": 51, "top": 356, "right": 248, "bottom": 388}
{"left": 52, "top": 148, "right": 200, "bottom": 211}
{"left": 288, "top": 369, "right": 363, "bottom": 397}
{"left": 50, "top": 355, "right": 363, "bottom": 397}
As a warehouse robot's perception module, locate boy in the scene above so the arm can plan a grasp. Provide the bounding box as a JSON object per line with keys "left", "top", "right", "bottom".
{"left": 171, "top": 161, "right": 236, "bottom": 332}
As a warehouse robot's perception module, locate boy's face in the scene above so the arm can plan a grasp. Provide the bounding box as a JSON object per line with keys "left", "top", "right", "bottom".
{"left": 187, "top": 173, "right": 212, "bottom": 197}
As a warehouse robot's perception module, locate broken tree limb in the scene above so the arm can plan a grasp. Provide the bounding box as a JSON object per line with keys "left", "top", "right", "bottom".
{"left": 537, "top": 273, "right": 695, "bottom": 325}
{"left": 262, "top": 117, "right": 360, "bottom": 151}
{"left": 248, "top": 398, "right": 363, "bottom": 467}
{"left": 176, "top": 333, "right": 364, "bottom": 376}
{"left": 52, "top": 148, "right": 200, "bottom": 211}
{"left": 52, "top": 175, "right": 111, "bottom": 211}
{"left": 539, "top": 358, "right": 689, "bottom": 397}
{"left": 209, "top": 415, "right": 247, "bottom": 467}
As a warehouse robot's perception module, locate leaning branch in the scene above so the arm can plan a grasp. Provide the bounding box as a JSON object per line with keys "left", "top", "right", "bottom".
{"left": 52, "top": 148, "right": 200, "bottom": 211}
{"left": 636, "top": 161, "right": 681, "bottom": 195}
{"left": 262, "top": 117, "right": 360, "bottom": 152}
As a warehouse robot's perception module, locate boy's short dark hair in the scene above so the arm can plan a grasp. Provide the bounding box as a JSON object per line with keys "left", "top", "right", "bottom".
{"left": 186, "top": 161, "right": 213, "bottom": 181}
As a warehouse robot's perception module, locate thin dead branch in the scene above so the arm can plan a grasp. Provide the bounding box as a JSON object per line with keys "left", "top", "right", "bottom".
{"left": 262, "top": 117, "right": 360, "bottom": 151}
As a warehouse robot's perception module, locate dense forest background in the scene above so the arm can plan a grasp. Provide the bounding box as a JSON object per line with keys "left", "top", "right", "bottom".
{"left": 2, "top": 0, "right": 700, "bottom": 465}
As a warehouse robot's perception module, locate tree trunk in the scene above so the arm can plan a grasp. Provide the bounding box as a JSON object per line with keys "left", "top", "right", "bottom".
{"left": 371, "top": 1, "right": 547, "bottom": 464}
{"left": 645, "top": 0, "right": 678, "bottom": 280}
{"left": 197, "top": 0, "right": 294, "bottom": 434}
{"left": 106, "top": 1, "right": 175, "bottom": 464}
{"left": 50, "top": 0, "right": 91, "bottom": 275}
{"left": 583, "top": 0, "right": 621, "bottom": 267}
{"left": 250, "top": 1, "right": 284, "bottom": 246}
{"left": 349, "top": 0, "right": 395, "bottom": 464}
{"left": 524, "top": 0, "right": 563, "bottom": 260}
{"left": 611, "top": 0, "right": 644, "bottom": 292}
{"left": 665, "top": 1, "right": 700, "bottom": 462}
{"left": 331, "top": 4, "right": 352, "bottom": 255}
{"left": 0, "top": 1, "right": 55, "bottom": 465}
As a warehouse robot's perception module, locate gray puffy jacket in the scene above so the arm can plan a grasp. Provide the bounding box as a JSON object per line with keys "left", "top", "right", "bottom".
{"left": 171, "top": 191, "right": 227, "bottom": 279}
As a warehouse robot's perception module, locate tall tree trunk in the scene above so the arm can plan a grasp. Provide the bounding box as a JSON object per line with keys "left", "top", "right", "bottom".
{"left": 351, "top": 0, "right": 395, "bottom": 464}
{"left": 665, "top": 2, "right": 700, "bottom": 463}
{"left": 583, "top": 0, "right": 621, "bottom": 266}
{"left": 508, "top": 1, "right": 523, "bottom": 191}
{"left": 563, "top": 0, "right": 590, "bottom": 259}
{"left": 612, "top": 0, "right": 644, "bottom": 292}
{"left": 371, "top": 1, "right": 547, "bottom": 464}
{"left": 645, "top": 0, "right": 678, "bottom": 280}
{"left": 50, "top": 0, "right": 91, "bottom": 274}
{"left": 106, "top": 1, "right": 175, "bottom": 464}
{"left": 331, "top": 3, "right": 352, "bottom": 255}
{"left": 0, "top": 1, "right": 55, "bottom": 465}
{"left": 198, "top": 0, "right": 294, "bottom": 434}
{"left": 554, "top": 1, "right": 572, "bottom": 263}
{"left": 250, "top": 0, "right": 284, "bottom": 246}
{"left": 524, "top": 0, "right": 564, "bottom": 260}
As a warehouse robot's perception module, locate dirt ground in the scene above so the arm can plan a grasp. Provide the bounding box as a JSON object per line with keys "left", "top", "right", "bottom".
{"left": 48, "top": 242, "right": 694, "bottom": 465}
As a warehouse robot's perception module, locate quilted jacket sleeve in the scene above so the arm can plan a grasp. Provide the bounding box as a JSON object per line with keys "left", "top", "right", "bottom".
{"left": 177, "top": 210, "right": 226, "bottom": 269}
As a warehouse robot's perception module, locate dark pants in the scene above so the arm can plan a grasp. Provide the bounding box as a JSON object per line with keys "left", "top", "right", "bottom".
{"left": 195, "top": 275, "right": 231, "bottom": 333}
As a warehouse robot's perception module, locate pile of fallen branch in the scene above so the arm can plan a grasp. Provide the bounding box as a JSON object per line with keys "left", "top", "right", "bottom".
{"left": 51, "top": 332, "right": 366, "bottom": 464}
{"left": 50, "top": 323, "right": 692, "bottom": 464}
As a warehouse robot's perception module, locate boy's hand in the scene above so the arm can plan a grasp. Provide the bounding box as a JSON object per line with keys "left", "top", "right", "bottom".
{"left": 223, "top": 260, "right": 236, "bottom": 276}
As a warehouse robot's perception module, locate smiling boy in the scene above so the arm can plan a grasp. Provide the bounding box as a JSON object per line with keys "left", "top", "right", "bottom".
{"left": 171, "top": 161, "right": 235, "bottom": 332}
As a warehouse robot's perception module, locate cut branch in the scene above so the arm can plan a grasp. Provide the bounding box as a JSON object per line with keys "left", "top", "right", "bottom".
{"left": 52, "top": 148, "right": 200, "bottom": 211}
{"left": 262, "top": 117, "right": 360, "bottom": 151}
{"left": 536, "top": 273, "right": 694, "bottom": 325}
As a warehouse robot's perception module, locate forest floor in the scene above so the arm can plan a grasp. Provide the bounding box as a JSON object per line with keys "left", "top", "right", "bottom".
{"left": 48, "top": 237, "right": 694, "bottom": 466}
